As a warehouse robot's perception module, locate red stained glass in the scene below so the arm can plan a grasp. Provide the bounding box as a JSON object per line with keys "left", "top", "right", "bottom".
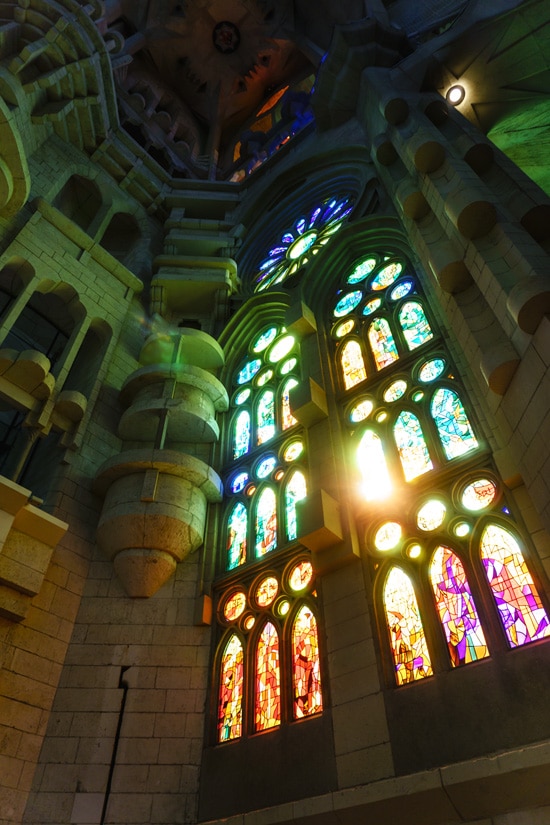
{"left": 292, "top": 605, "right": 323, "bottom": 718}
{"left": 255, "top": 621, "right": 281, "bottom": 730}
{"left": 384, "top": 567, "right": 433, "bottom": 685}
{"left": 218, "top": 634, "right": 244, "bottom": 741}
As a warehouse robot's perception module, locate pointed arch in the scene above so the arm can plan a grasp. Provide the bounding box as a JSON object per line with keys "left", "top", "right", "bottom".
{"left": 233, "top": 409, "right": 251, "bottom": 459}
{"left": 430, "top": 545, "right": 489, "bottom": 666}
{"left": 255, "top": 487, "right": 277, "bottom": 557}
{"left": 255, "top": 621, "right": 281, "bottom": 730}
{"left": 431, "top": 387, "right": 478, "bottom": 459}
{"left": 399, "top": 301, "right": 433, "bottom": 350}
{"left": 340, "top": 339, "right": 367, "bottom": 389}
{"left": 257, "top": 389, "right": 275, "bottom": 444}
{"left": 480, "top": 524, "right": 550, "bottom": 647}
{"left": 384, "top": 567, "right": 433, "bottom": 685}
{"left": 281, "top": 377, "right": 298, "bottom": 429}
{"left": 227, "top": 502, "right": 247, "bottom": 570}
{"left": 357, "top": 430, "right": 392, "bottom": 500}
{"left": 368, "top": 317, "right": 399, "bottom": 370}
{"left": 285, "top": 469, "right": 307, "bottom": 541}
{"left": 218, "top": 633, "right": 244, "bottom": 741}
{"left": 292, "top": 604, "right": 323, "bottom": 718}
{"left": 394, "top": 410, "right": 433, "bottom": 481}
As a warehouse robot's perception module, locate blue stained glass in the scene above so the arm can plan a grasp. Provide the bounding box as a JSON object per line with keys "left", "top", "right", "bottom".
{"left": 227, "top": 502, "right": 247, "bottom": 569}
{"left": 394, "top": 411, "right": 433, "bottom": 481}
{"left": 237, "top": 359, "right": 261, "bottom": 384}
{"left": 257, "top": 390, "right": 276, "bottom": 445}
{"left": 260, "top": 258, "right": 278, "bottom": 271}
{"left": 418, "top": 358, "right": 446, "bottom": 382}
{"left": 256, "top": 456, "right": 277, "bottom": 478}
{"left": 431, "top": 388, "right": 478, "bottom": 459}
{"left": 309, "top": 207, "right": 322, "bottom": 227}
{"left": 255, "top": 488, "right": 277, "bottom": 557}
{"left": 334, "top": 290, "right": 363, "bottom": 317}
{"left": 399, "top": 301, "right": 433, "bottom": 350}
{"left": 234, "top": 410, "right": 251, "bottom": 459}
{"left": 234, "top": 388, "right": 251, "bottom": 405}
{"left": 296, "top": 218, "right": 306, "bottom": 234}
{"left": 270, "top": 247, "right": 287, "bottom": 256}
{"left": 362, "top": 298, "right": 382, "bottom": 316}
{"left": 348, "top": 257, "right": 377, "bottom": 284}
{"left": 230, "top": 472, "right": 249, "bottom": 493}
{"left": 285, "top": 470, "right": 307, "bottom": 541}
{"left": 253, "top": 327, "right": 278, "bottom": 352}
{"left": 282, "top": 233, "right": 294, "bottom": 244}
{"left": 390, "top": 281, "right": 413, "bottom": 300}
{"left": 371, "top": 262, "right": 402, "bottom": 290}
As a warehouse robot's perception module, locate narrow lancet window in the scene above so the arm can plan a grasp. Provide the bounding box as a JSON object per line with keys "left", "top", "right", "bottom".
{"left": 285, "top": 470, "right": 307, "bottom": 541}
{"left": 431, "top": 388, "right": 478, "bottom": 459}
{"left": 384, "top": 567, "right": 433, "bottom": 684}
{"left": 255, "top": 622, "right": 281, "bottom": 730}
{"left": 399, "top": 301, "right": 433, "bottom": 350}
{"left": 292, "top": 605, "right": 323, "bottom": 718}
{"left": 341, "top": 339, "right": 367, "bottom": 389}
{"left": 227, "top": 502, "right": 247, "bottom": 570}
{"left": 368, "top": 318, "right": 399, "bottom": 370}
{"left": 255, "top": 487, "right": 277, "bottom": 557}
{"left": 218, "top": 634, "right": 244, "bottom": 741}
{"left": 394, "top": 410, "right": 433, "bottom": 481}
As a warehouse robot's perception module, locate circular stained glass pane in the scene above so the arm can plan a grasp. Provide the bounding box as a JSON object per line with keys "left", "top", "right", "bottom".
{"left": 283, "top": 440, "right": 303, "bottom": 462}
{"left": 350, "top": 399, "right": 374, "bottom": 422}
{"left": 253, "top": 327, "right": 278, "bottom": 352}
{"left": 237, "top": 359, "right": 261, "bottom": 384}
{"left": 223, "top": 591, "right": 247, "bottom": 621}
{"left": 374, "top": 522, "right": 402, "bottom": 551}
{"left": 461, "top": 478, "right": 497, "bottom": 511}
{"left": 371, "top": 262, "right": 402, "bottom": 290}
{"left": 362, "top": 297, "right": 382, "bottom": 316}
{"left": 230, "top": 472, "right": 249, "bottom": 493}
{"left": 256, "top": 456, "right": 277, "bottom": 478}
{"left": 383, "top": 380, "right": 407, "bottom": 402}
{"left": 234, "top": 388, "right": 251, "bottom": 405}
{"left": 289, "top": 560, "right": 313, "bottom": 591}
{"left": 454, "top": 521, "right": 471, "bottom": 537}
{"left": 418, "top": 358, "right": 446, "bottom": 383}
{"left": 288, "top": 231, "right": 317, "bottom": 259}
{"left": 256, "top": 369, "right": 273, "bottom": 386}
{"left": 390, "top": 280, "right": 414, "bottom": 300}
{"left": 280, "top": 357, "right": 297, "bottom": 375}
{"left": 334, "top": 290, "right": 363, "bottom": 317}
{"left": 244, "top": 615, "right": 256, "bottom": 630}
{"left": 334, "top": 319, "right": 355, "bottom": 338}
{"left": 417, "top": 500, "right": 446, "bottom": 531}
{"left": 278, "top": 599, "right": 290, "bottom": 616}
{"left": 268, "top": 335, "right": 295, "bottom": 363}
{"left": 347, "top": 257, "right": 377, "bottom": 284}
{"left": 255, "top": 576, "right": 279, "bottom": 607}
{"left": 407, "top": 544, "right": 422, "bottom": 559}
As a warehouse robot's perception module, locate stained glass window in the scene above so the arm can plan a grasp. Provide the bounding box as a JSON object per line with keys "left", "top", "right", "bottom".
{"left": 255, "top": 487, "right": 277, "bottom": 557}
{"left": 257, "top": 390, "right": 275, "bottom": 445}
{"left": 227, "top": 502, "right": 247, "bottom": 570}
{"left": 255, "top": 622, "right": 281, "bottom": 730}
{"left": 334, "top": 290, "right": 363, "bottom": 317}
{"left": 431, "top": 388, "right": 478, "bottom": 459}
{"left": 341, "top": 340, "right": 367, "bottom": 389}
{"left": 368, "top": 318, "right": 399, "bottom": 370}
{"left": 399, "top": 301, "right": 433, "bottom": 350}
{"left": 394, "top": 411, "right": 433, "bottom": 481}
{"left": 357, "top": 430, "right": 392, "bottom": 500}
{"left": 372, "top": 262, "right": 402, "bottom": 290}
{"left": 285, "top": 470, "right": 307, "bottom": 541}
{"left": 292, "top": 605, "right": 323, "bottom": 718}
{"left": 430, "top": 546, "right": 489, "bottom": 666}
{"left": 481, "top": 524, "right": 550, "bottom": 647}
{"left": 384, "top": 567, "right": 433, "bottom": 685}
{"left": 233, "top": 410, "right": 250, "bottom": 459}
{"left": 218, "top": 634, "right": 244, "bottom": 741}
{"left": 281, "top": 378, "right": 298, "bottom": 429}
{"left": 462, "top": 478, "right": 497, "bottom": 511}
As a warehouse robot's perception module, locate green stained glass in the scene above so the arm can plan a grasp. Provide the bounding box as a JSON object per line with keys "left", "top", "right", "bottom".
{"left": 399, "top": 301, "right": 433, "bottom": 350}
{"left": 481, "top": 524, "right": 550, "bottom": 647}
{"left": 357, "top": 430, "right": 392, "bottom": 500}
{"left": 227, "top": 502, "right": 247, "bottom": 569}
{"left": 350, "top": 398, "right": 374, "bottom": 422}
{"left": 218, "top": 634, "right": 244, "bottom": 741}
{"left": 255, "top": 487, "right": 277, "bottom": 557}
{"left": 268, "top": 334, "right": 295, "bottom": 363}
{"left": 233, "top": 410, "right": 251, "bottom": 458}
{"left": 371, "top": 262, "right": 402, "bottom": 290}
{"left": 384, "top": 379, "right": 407, "bottom": 402}
{"left": 362, "top": 297, "right": 382, "bottom": 316}
{"left": 281, "top": 377, "right": 298, "bottom": 429}
{"left": 285, "top": 470, "right": 307, "bottom": 541}
{"left": 334, "top": 290, "right": 363, "bottom": 317}
{"left": 347, "top": 257, "right": 377, "bottom": 284}
{"left": 234, "top": 387, "right": 251, "bottom": 405}
{"left": 384, "top": 567, "right": 433, "bottom": 685}
{"left": 255, "top": 622, "right": 281, "bottom": 730}
{"left": 257, "top": 390, "right": 275, "bottom": 445}
{"left": 280, "top": 357, "right": 297, "bottom": 374}
{"left": 418, "top": 358, "right": 445, "bottom": 382}
{"left": 430, "top": 546, "right": 489, "bottom": 666}
{"left": 292, "top": 605, "right": 323, "bottom": 718}
{"left": 256, "top": 369, "right": 273, "bottom": 386}
{"left": 368, "top": 318, "right": 399, "bottom": 370}
{"left": 341, "top": 340, "right": 367, "bottom": 389}
{"left": 394, "top": 410, "right": 433, "bottom": 481}
{"left": 237, "top": 359, "right": 261, "bottom": 384}
{"left": 253, "top": 327, "right": 278, "bottom": 352}
{"left": 431, "top": 388, "right": 478, "bottom": 459}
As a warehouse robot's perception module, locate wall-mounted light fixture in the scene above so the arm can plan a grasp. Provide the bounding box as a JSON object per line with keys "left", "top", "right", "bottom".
{"left": 446, "top": 84, "right": 465, "bottom": 106}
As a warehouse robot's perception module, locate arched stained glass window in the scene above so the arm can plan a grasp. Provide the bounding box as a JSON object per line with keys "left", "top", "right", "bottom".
{"left": 384, "top": 567, "right": 433, "bottom": 685}
{"left": 357, "top": 430, "right": 392, "bottom": 500}
{"left": 285, "top": 469, "right": 307, "bottom": 541}
{"left": 394, "top": 411, "right": 433, "bottom": 481}
{"left": 233, "top": 410, "right": 251, "bottom": 459}
{"left": 281, "top": 378, "right": 298, "bottom": 429}
{"left": 431, "top": 388, "right": 478, "bottom": 460}
{"left": 257, "top": 390, "right": 275, "bottom": 445}
{"left": 255, "top": 487, "right": 277, "bottom": 557}
{"left": 399, "top": 301, "right": 433, "bottom": 350}
{"left": 430, "top": 546, "right": 489, "bottom": 666}
{"left": 481, "top": 524, "right": 550, "bottom": 647}
{"left": 255, "top": 622, "right": 281, "bottom": 730}
{"left": 368, "top": 318, "right": 399, "bottom": 370}
{"left": 218, "top": 634, "right": 244, "bottom": 741}
{"left": 292, "top": 605, "right": 322, "bottom": 718}
{"left": 227, "top": 502, "right": 247, "bottom": 570}
{"left": 341, "top": 339, "right": 367, "bottom": 389}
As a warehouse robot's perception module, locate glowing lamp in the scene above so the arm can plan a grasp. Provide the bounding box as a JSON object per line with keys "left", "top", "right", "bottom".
{"left": 446, "top": 85, "right": 465, "bottom": 106}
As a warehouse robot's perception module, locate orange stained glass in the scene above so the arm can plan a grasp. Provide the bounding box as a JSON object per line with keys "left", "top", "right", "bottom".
{"left": 292, "top": 605, "right": 323, "bottom": 718}
{"left": 218, "top": 634, "right": 244, "bottom": 741}
{"left": 281, "top": 377, "right": 299, "bottom": 429}
{"left": 384, "top": 567, "right": 433, "bottom": 685}
{"left": 223, "top": 590, "right": 247, "bottom": 622}
{"left": 289, "top": 560, "right": 313, "bottom": 591}
{"left": 341, "top": 339, "right": 367, "bottom": 389}
{"left": 255, "top": 621, "right": 281, "bottom": 730}
{"left": 368, "top": 318, "right": 399, "bottom": 370}
{"left": 256, "top": 576, "right": 279, "bottom": 607}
